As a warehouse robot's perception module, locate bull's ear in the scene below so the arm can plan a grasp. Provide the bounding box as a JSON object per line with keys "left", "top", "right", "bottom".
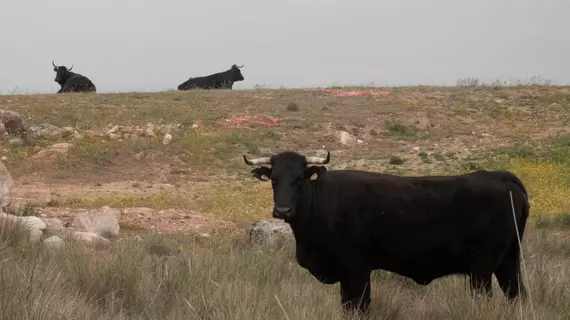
{"left": 251, "top": 166, "right": 272, "bottom": 181}
{"left": 304, "top": 165, "right": 327, "bottom": 180}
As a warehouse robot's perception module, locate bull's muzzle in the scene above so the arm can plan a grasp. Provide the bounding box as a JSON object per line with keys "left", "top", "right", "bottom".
{"left": 273, "top": 206, "right": 292, "bottom": 219}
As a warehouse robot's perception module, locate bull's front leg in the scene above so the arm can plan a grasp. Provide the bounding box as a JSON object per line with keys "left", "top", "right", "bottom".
{"left": 340, "top": 271, "right": 371, "bottom": 318}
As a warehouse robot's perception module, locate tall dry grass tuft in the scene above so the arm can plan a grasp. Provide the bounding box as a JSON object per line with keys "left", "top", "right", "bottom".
{"left": 0, "top": 216, "right": 569, "bottom": 320}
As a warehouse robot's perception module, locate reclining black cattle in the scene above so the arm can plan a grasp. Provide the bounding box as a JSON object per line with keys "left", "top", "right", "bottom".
{"left": 177, "top": 64, "right": 244, "bottom": 90}
{"left": 52, "top": 61, "right": 96, "bottom": 93}
{"left": 243, "top": 151, "right": 530, "bottom": 317}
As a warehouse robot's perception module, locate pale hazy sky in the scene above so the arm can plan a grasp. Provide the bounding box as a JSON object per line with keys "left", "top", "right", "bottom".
{"left": 1, "top": 0, "right": 568, "bottom": 94}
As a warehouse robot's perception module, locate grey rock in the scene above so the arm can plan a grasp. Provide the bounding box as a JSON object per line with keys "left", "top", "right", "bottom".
{"left": 26, "top": 123, "right": 61, "bottom": 139}
{"left": 338, "top": 130, "right": 357, "bottom": 147}
{"left": 246, "top": 219, "right": 293, "bottom": 250}
{"left": 162, "top": 133, "right": 172, "bottom": 145}
{"left": 0, "top": 159, "right": 13, "bottom": 208}
{"left": 0, "top": 110, "right": 25, "bottom": 135}
{"left": 0, "top": 213, "right": 43, "bottom": 243}
{"left": 72, "top": 231, "right": 111, "bottom": 247}
{"left": 72, "top": 206, "right": 121, "bottom": 237}
{"left": 41, "top": 217, "right": 65, "bottom": 231}
{"left": 43, "top": 236, "right": 65, "bottom": 249}
{"left": 8, "top": 138, "right": 22, "bottom": 146}
{"left": 19, "top": 216, "right": 47, "bottom": 230}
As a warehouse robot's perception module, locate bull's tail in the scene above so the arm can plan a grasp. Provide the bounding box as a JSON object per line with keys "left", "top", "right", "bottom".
{"left": 500, "top": 170, "right": 530, "bottom": 241}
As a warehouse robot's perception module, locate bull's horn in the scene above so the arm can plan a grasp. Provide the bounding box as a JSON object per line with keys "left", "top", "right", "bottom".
{"left": 306, "top": 151, "right": 330, "bottom": 164}
{"left": 243, "top": 155, "right": 271, "bottom": 165}
{"left": 52, "top": 60, "right": 57, "bottom": 68}
{"left": 68, "top": 64, "right": 74, "bottom": 71}
{"left": 237, "top": 64, "right": 244, "bottom": 68}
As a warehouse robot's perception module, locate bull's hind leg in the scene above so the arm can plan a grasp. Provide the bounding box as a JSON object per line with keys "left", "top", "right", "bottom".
{"left": 494, "top": 243, "right": 527, "bottom": 300}
{"left": 468, "top": 251, "right": 495, "bottom": 297}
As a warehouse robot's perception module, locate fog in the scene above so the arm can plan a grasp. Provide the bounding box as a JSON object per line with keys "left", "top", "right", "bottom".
{"left": 1, "top": 0, "right": 568, "bottom": 94}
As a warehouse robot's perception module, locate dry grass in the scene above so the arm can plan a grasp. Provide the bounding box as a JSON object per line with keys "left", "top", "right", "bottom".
{"left": 1, "top": 213, "right": 569, "bottom": 320}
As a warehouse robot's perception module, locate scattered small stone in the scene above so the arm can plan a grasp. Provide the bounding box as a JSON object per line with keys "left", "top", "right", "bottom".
{"left": 108, "top": 133, "right": 119, "bottom": 141}
{"left": 412, "top": 146, "right": 420, "bottom": 151}
{"left": 134, "top": 235, "right": 143, "bottom": 242}
{"left": 62, "top": 126, "right": 74, "bottom": 133}
{"left": 0, "top": 156, "right": 6, "bottom": 161}
{"left": 19, "top": 216, "right": 47, "bottom": 231}
{"left": 107, "top": 125, "right": 119, "bottom": 135}
{"left": 191, "top": 124, "right": 198, "bottom": 129}
{"left": 8, "top": 138, "right": 22, "bottom": 146}
{"left": 72, "top": 206, "right": 121, "bottom": 237}
{"left": 43, "top": 236, "right": 65, "bottom": 249}
{"left": 33, "top": 143, "right": 73, "bottom": 161}
{"left": 134, "top": 152, "right": 144, "bottom": 160}
{"left": 73, "top": 131, "right": 83, "bottom": 140}
{"left": 162, "top": 133, "right": 172, "bottom": 145}
{"left": 72, "top": 231, "right": 111, "bottom": 247}
{"left": 144, "top": 128, "right": 155, "bottom": 137}
{"left": 158, "top": 124, "right": 173, "bottom": 134}
{"left": 170, "top": 168, "right": 190, "bottom": 174}
{"left": 357, "top": 139, "right": 364, "bottom": 144}
{"left": 338, "top": 131, "right": 357, "bottom": 147}
{"left": 41, "top": 217, "right": 65, "bottom": 231}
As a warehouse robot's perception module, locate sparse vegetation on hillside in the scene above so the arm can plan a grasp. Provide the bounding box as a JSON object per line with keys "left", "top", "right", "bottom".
{"left": 0, "top": 84, "right": 569, "bottom": 318}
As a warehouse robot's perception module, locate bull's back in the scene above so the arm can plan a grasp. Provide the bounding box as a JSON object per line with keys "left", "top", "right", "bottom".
{"left": 314, "top": 170, "right": 508, "bottom": 246}
{"left": 67, "top": 75, "right": 96, "bottom": 92}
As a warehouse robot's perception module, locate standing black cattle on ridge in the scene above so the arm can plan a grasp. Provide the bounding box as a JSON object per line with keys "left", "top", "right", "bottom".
{"left": 243, "top": 151, "right": 530, "bottom": 316}
{"left": 177, "top": 64, "right": 244, "bottom": 90}
{"left": 52, "top": 61, "right": 96, "bottom": 93}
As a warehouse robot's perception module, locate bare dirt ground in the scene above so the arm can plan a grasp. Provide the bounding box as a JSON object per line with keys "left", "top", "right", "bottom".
{"left": 2, "top": 85, "right": 569, "bottom": 234}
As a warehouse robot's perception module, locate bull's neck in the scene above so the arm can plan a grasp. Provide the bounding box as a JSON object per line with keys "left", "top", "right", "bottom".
{"left": 287, "top": 180, "right": 318, "bottom": 242}
{"left": 57, "top": 73, "right": 75, "bottom": 86}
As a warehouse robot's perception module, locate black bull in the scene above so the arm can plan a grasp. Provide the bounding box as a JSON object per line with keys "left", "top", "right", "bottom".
{"left": 52, "top": 61, "right": 96, "bottom": 93}
{"left": 177, "top": 64, "right": 244, "bottom": 90}
{"left": 244, "top": 151, "right": 529, "bottom": 315}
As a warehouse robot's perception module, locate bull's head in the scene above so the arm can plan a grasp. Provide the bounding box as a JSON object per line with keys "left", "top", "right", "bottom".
{"left": 229, "top": 64, "right": 245, "bottom": 82}
{"left": 52, "top": 60, "right": 74, "bottom": 84}
{"left": 244, "top": 151, "right": 330, "bottom": 220}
